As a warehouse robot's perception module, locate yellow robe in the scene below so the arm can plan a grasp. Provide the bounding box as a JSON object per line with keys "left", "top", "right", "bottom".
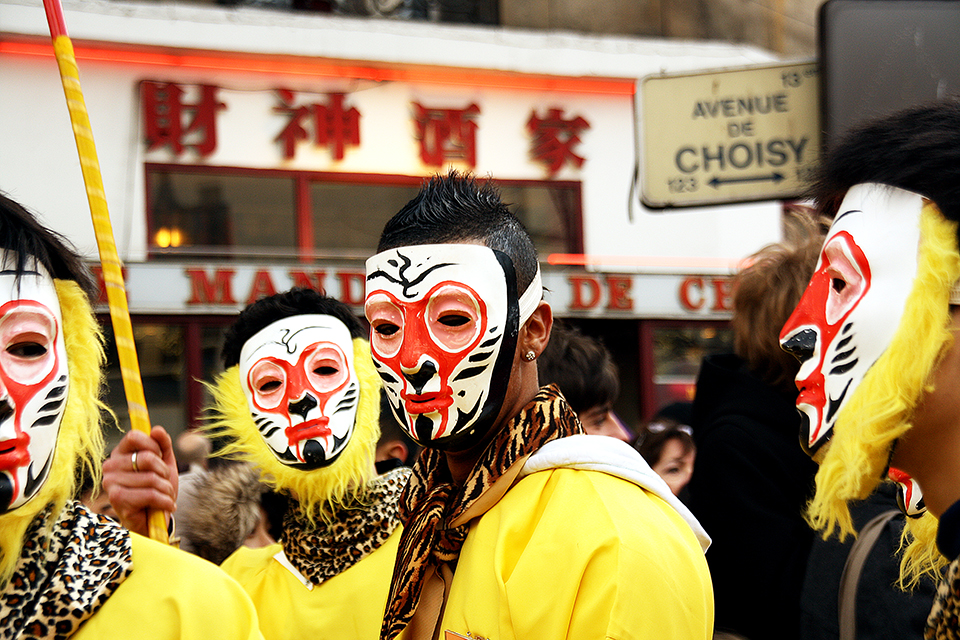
{"left": 221, "top": 527, "right": 402, "bottom": 640}
{"left": 75, "top": 533, "right": 263, "bottom": 640}
{"left": 440, "top": 466, "right": 714, "bottom": 640}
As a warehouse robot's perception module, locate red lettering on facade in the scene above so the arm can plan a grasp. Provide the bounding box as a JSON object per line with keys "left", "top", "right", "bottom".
{"left": 413, "top": 102, "right": 480, "bottom": 168}
{"left": 711, "top": 277, "right": 734, "bottom": 312}
{"left": 143, "top": 82, "right": 225, "bottom": 157}
{"left": 568, "top": 275, "right": 602, "bottom": 310}
{"left": 679, "top": 277, "right": 705, "bottom": 311}
{"left": 526, "top": 108, "right": 590, "bottom": 177}
{"left": 246, "top": 269, "right": 278, "bottom": 305}
{"left": 605, "top": 275, "right": 633, "bottom": 311}
{"left": 90, "top": 265, "right": 128, "bottom": 306}
{"left": 274, "top": 90, "right": 361, "bottom": 161}
{"left": 336, "top": 271, "right": 366, "bottom": 306}
{"left": 289, "top": 270, "right": 327, "bottom": 291}
{"left": 185, "top": 268, "right": 236, "bottom": 305}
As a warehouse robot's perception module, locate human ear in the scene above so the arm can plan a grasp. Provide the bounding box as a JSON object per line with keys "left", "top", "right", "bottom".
{"left": 520, "top": 301, "right": 552, "bottom": 359}
{"left": 376, "top": 441, "right": 409, "bottom": 464}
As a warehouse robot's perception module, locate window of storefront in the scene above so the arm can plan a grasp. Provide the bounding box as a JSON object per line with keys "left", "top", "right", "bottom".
{"left": 146, "top": 165, "right": 583, "bottom": 260}
{"left": 148, "top": 168, "right": 297, "bottom": 258}
{"left": 561, "top": 318, "right": 732, "bottom": 437}
{"left": 639, "top": 320, "right": 733, "bottom": 422}
{"left": 103, "top": 167, "right": 584, "bottom": 448}
{"left": 101, "top": 316, "right": 232, "bottom": 451}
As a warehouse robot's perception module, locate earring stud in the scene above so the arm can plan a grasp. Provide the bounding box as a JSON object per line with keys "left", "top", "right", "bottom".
{"left": 523, "top": 351, "right": 536, "bottom": 362}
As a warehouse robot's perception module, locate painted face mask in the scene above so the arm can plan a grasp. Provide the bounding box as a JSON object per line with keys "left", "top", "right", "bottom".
{"left": 779, "top": 183, "right": 924, "bottom": 458}
{"left": 888, "top": 467, "right": 926, "bottom": 518}
{"left": 0, "top": 257, "right": 68, "bottom": 512}
{"left": 365, "top": 244, "right": 541, "bottom": 451}
{"left": 238, "top": 315, "right": 359, "bottom": 469}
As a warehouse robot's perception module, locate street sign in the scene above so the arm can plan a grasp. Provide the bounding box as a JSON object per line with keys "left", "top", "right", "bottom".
{"left": 640, "top": 61, "right": 820, "bottom": 208}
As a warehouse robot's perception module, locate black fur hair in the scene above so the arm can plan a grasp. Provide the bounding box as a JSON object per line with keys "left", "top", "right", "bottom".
{"left": 222, "top": 288, "right": 365, "bottom": 368}
{"left": 815, "top": 100, "right": 960, "bottom": 225}
{"left": 376, "top": 170, "right": 540, "bottom": 293}
{"left": 0, "top": 191, "right": 96, "bottom": 298}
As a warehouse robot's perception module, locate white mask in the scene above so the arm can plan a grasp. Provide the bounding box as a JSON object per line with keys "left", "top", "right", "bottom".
{"left": 780, "top": 183, "right": 923, "bottom": 455}
{"left": 0, "top": 256, "right": 68, "bottom": 512}
{"left": 238, "top": 315, "right": 359, "bottom": 469}
{"left": 365, "top": 244, "right": 534, "bottom": 450}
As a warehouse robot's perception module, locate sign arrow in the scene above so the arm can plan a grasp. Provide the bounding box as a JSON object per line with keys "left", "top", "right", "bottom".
{"left": 708, "top": 172, "right": 785, "bottom": 189}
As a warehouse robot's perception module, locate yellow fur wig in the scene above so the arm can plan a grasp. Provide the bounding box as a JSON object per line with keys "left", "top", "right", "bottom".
{"left": 204, "top": 337, "right": 380, "bottom": 524}
{"left": 807, "top": 202, "right": 960, "bottom": 584}
{"left": 0, "top": 280, "right": 108, "bottom": 585}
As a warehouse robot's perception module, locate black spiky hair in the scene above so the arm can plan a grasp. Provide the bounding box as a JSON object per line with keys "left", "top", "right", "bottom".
{"left": 815, "top": 100, "right": 960, "bottom": 226}
{"left": 0, "top": 191, "right": 96, "bottom": 298}
{"left": 221, "top": 287, "right": 365, "bottom": 368}
{"left": 376, "top": 170, "right": 539, "bottom": 293}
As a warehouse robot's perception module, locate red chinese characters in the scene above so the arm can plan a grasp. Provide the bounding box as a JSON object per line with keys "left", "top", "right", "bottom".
{"left": 274, "top": 90, "right": 361, "bottom": 160}
{"left": 143, "top": 82, "right": 226, "bottom": 157}
{"left": 527, "top": 108, "right": 590, "bottom": 176}
{"left": 413, "top": 103, "right": 480, "bottom": 168}
{"left": 141, "top": 82, "right": 592, "bottom": 173}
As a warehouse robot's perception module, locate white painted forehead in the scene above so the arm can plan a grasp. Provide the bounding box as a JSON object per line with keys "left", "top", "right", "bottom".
{"left": 238, "top": 314, "right": 354, "bottom": 367}
{"left": 366, "top": 244, "right": 508, "bottom": 296}
{"left": 829, "top": 183, "right": 925, "bottom": 237}
{"left": 366, "top": 243, "right": 543, "bottom": 324}
{"left": 0, "top": 252, "right": 60, "bottom": 309}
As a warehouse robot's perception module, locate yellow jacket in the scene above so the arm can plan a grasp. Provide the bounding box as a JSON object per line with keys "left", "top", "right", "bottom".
{"left": 439, "top": 436, "right": 713, "bottom": 640}
{"left": 221, "top": 528, "right": 402, "bottom": 640}
{"left": 75, "top": 533, "right": 263, "bottom": 640}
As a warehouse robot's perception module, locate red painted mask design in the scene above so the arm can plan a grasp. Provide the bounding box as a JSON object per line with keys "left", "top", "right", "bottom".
{"left": 365, "top": 244, "right": 522, "bottom": 450}
{"left": 0, "top": 259, "right": 68, "bottom": 512}
{"left": 780, "top": 184, "right": 924, "bottom": 457}
{"left": 239, "top": 315, "right": 358, "bottom": 469}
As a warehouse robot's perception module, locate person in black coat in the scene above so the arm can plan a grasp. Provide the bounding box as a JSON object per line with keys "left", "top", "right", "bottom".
{"left": 688, "top": 209, "right": 824, "bottom": 640}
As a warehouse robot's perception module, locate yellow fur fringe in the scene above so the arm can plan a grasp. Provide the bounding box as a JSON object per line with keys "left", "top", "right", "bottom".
{"left": 807, "top": 203, "right": 959, "bottom": 586}
{"left": 203, "top": 337, "right": 380, "bottom": 524}
{"left": 899, "top": 510, "right": 943, "bottom": 589}
{"left": 0, "top": 280, "right": 109, "bottom": 586}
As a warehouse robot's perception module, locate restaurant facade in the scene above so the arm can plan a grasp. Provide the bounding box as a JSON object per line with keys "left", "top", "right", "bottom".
{"left": 0, "top": 0, "right": 788, "bottom": 440}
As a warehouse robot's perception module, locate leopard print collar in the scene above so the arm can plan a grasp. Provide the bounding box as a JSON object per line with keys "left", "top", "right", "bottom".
{"left": 282, "top": 466, "right": 410, "bottom": 586}
{"left": 381, "top": 385, "right": 583, "bottom": 640}
{"left": 927, "top": 555, "right": 960, "bottom": 639}
{"left": 0, "top": 502, "right": 133, "bottom": 640}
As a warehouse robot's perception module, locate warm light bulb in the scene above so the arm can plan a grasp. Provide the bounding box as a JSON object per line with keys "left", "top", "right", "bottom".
{"left": 156, "top": 227, "right": 171, "bottom": 248}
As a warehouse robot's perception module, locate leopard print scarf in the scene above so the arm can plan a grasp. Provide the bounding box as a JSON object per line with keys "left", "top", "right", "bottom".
{"left": 927, "top": 557, "right": 960, "bottom": 639}
{"left": 0, "top": 502, "right": 132, "bottom": 640}
{"left": 380, "top": 385, "right": 582, "bottom": 640}
{"left": 282, "top": 466, "right": 410, "bottom": 586}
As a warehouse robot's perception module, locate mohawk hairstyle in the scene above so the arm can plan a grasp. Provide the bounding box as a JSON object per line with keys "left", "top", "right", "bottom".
{"left": 0, "top": 192, "right": 96, "bottom": 298}
{"left": 377, "top": 170, "right": 540, "bottom": 294}
{"left": 221, "top": 287, "right": 365, "bottom": 368}
{"left": 814, "top": 100, "right": 960, "bottom": 227}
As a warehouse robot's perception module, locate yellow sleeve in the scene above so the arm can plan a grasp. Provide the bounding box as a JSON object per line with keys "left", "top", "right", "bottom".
{"left": 442, "top": 468, "right": 713, "bottom": 640}
{"left": 74, "top": 533, "right": 264, "bottom": 640}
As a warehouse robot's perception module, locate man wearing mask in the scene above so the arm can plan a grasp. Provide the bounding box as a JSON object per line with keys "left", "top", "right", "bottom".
{"left": 366, "top": 170, "right": 712, "bottom": 640}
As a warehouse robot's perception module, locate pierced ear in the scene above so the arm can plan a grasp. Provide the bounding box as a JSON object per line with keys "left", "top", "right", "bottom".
{"left": 521, "top": 301, "right": 552, "bottom": 358}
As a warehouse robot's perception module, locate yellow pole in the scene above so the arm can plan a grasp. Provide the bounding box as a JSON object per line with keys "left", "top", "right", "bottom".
{"left": 44, "top": 1, "right": 168, "bottom": 543}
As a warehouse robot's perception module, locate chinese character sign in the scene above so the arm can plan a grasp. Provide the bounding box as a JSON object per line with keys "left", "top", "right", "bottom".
{"left": 143, "top": 82, "right": 226, "bottom": 157}
{"left": 413, "top": 103, "right": 480, "bottom": 168}
{"left": 274, "top": 89, "right": 362, "bottom": 160}
{"left": 527, "top": 108, "right": 590, "bottom": 176}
